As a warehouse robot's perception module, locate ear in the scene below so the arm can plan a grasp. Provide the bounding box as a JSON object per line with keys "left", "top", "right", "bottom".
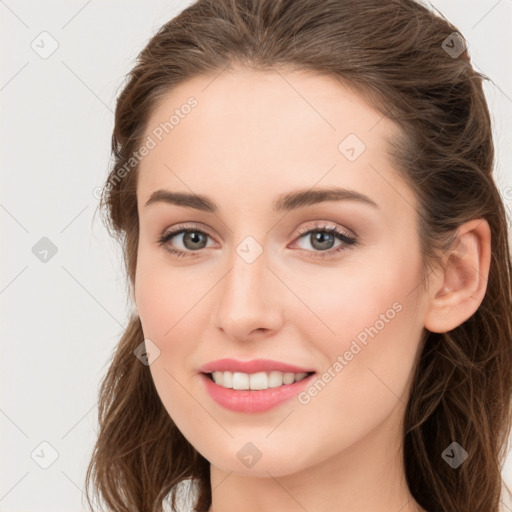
{"left": 423, "top": 218, "right": 491, "bottom": 333}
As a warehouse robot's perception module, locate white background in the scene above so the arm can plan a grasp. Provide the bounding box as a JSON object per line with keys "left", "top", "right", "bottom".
{"left": 1, "top": 1, "right": 511, "bottom": 510}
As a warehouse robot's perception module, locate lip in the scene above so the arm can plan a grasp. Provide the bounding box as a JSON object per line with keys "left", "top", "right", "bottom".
{"left": 198, "top": 358, "right": 315, "bottom": 374}
{"left": 199, "top": 372, "right": 316, "bottom": 413}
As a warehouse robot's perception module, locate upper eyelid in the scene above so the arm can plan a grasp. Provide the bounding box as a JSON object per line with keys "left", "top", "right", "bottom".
{"left": 163, "top": 222, "right": 213, "bottom": 235}
{"left": 296, "top": 222, "right": 354, "bottom": 237}
{"left": 163, "top": 220, "right": 348, "bottom": 235}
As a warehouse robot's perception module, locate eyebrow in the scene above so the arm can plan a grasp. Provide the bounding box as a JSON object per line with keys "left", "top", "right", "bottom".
{"left": 144, "top": 186, "right": 379, "bottom": 212}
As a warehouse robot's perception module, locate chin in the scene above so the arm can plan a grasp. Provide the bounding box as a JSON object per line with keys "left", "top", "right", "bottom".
{"left": 203, "top": 441, "right": 317, "bottom": 478}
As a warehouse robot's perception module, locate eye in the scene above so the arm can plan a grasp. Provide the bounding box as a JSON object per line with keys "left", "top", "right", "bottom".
{"left": 291, "top": 223, "right": 357, "bottom": 259}
{"left": 157, "top": 223, "right": 214, "bottom": 258}
{"left": 157, "top": 222, "right": 358, "bottom": 259}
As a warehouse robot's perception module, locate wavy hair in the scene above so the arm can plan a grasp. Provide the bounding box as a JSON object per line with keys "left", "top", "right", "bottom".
{"left": 86, "top": 1, "right": 512, "bottom": 511}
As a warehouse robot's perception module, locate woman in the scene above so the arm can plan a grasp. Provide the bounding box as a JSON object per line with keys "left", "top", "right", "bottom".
{"left": 86, "top": 1, "right": 512, "bottom": 511}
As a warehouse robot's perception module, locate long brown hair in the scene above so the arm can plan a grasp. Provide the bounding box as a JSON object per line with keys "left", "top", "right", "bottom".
{"left": 86, "top": 1, "right": 512, "bottom": 511}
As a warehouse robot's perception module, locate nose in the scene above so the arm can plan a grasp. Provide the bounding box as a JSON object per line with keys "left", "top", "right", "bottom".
{"left": 212, "top": 240, "right": 284, "bottom": 341}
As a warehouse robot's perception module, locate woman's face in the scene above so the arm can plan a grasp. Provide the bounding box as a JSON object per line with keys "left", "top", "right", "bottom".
{"left": 135, "top": 68, "right": 429, "bottom": 476}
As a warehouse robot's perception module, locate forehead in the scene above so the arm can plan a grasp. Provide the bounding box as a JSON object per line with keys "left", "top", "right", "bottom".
{"left": 144, "top": 67, "right": 391, "bottom": 147}
{"left": 137, "top": 67, "right": 414, "bottom": 216}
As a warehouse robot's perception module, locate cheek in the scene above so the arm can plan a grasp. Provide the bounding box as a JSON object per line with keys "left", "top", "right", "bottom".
{"left": 297, "top": 245, "right": 424, "bottom": 418}
{"left": 135, "top": 247, "right": 205, "bottom": 340}
{"left": 289, "top": 243, "right": 424, "bottom": 396}
{"left": 134, "top": 252, "right": 213, "bottom": 400}
{"left": 282, "top": 244, "right": 421, "bottom": 344}
{"left": 134, "top": 257, "right": 207, "bottom": 427}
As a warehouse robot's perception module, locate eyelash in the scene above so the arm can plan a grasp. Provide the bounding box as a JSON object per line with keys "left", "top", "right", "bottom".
{"left": 157, "top": 222, "right": 358, "bottom": 260}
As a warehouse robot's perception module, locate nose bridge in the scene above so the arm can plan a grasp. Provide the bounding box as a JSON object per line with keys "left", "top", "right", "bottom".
{"left": 213, "top": 233, "right": 282, "bottom": 337}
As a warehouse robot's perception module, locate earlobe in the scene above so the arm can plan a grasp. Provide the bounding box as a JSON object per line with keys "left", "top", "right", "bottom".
{"left": 423, "top": 218, "right": 491, "bottom": 334}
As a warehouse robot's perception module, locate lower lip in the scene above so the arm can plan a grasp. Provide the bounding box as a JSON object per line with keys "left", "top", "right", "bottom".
{"left": 199, "top": 372, "right": 315, "bottom": 413}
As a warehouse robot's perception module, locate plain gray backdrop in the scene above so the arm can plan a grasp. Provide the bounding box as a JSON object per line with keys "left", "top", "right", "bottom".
{"left": 1, "top": 1, "right": 512, "bottom": 511}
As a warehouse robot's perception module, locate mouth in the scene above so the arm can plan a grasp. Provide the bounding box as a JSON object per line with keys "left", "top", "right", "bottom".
{"left": 201, "top": 370, "right": 316, "bottom": 391}
{"left": 199, "top": 370, "right": 317, "bottom": 413}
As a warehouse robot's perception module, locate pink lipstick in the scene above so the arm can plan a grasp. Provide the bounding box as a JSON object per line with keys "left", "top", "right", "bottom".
{"left": 198, "top": 358, "right": 316, "bottom": 413}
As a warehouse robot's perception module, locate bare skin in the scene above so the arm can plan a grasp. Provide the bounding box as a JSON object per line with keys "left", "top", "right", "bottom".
{"left": 134, "top": 67, "right": 491, "bottom": 512}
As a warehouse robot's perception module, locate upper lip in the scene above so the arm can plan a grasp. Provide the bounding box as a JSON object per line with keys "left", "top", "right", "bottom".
{"left": 198, "top": 358, "right": 316, "bottom": 374}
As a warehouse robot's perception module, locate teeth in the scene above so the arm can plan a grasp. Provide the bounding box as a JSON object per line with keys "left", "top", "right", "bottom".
{"left": 248, "top": 371, "right": 267, "bottom": 390}
{"left": 210, "top": 370, "right": 310, "bottom": 390}
{"left": 232, "top": 372, "right": 249, "bottom": 390}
